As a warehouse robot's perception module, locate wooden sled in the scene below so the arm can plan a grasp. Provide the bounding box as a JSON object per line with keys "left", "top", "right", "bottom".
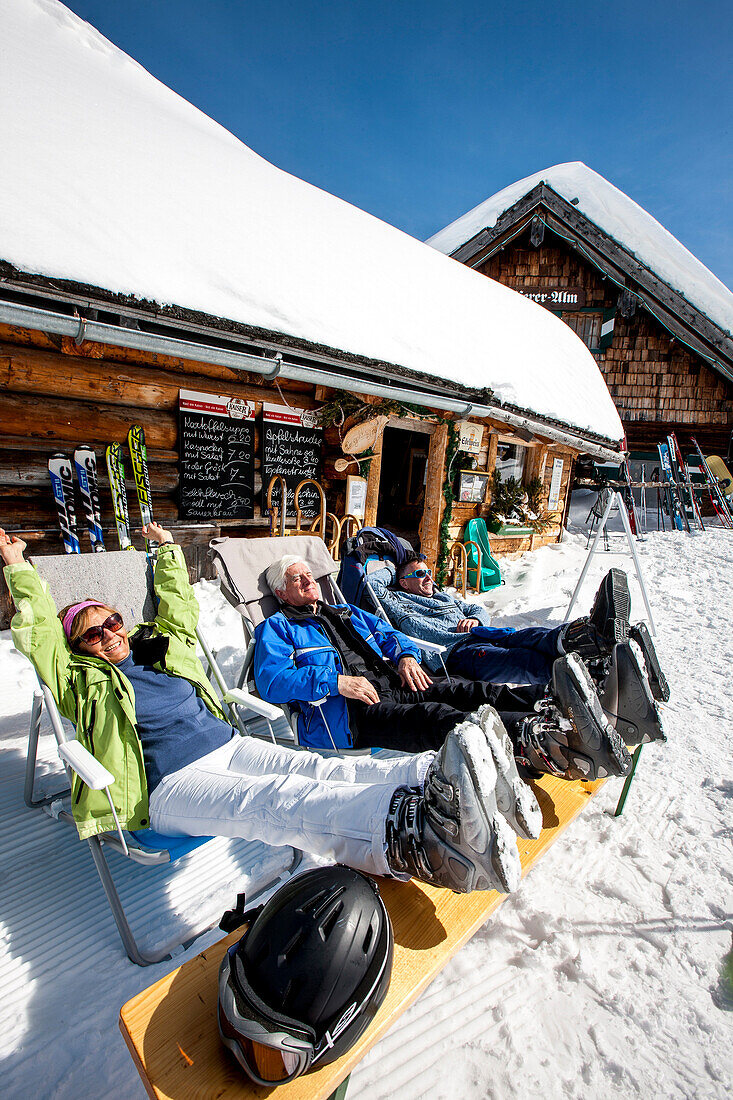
{"left": 120, "top": 773, "right": 604, "bottom": 1100}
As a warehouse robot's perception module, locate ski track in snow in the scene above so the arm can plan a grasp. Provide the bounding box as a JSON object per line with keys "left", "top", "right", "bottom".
{"left": 0, "top": 497, "right": 731, "bottom": 1098}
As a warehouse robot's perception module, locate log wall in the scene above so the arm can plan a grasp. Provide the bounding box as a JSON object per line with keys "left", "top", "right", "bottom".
{"left": 480, "top": 239, "right": 733, "bottom": 454}
{"left": 0, "top": 321, "right": 579, "bottom": 625}
{"left": 0, "top": 324, "right": 354, "bottom": 626}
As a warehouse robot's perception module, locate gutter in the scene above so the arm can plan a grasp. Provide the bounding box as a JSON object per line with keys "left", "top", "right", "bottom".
{"left": 0, "top": 299, "right": 623, "bottom": 462}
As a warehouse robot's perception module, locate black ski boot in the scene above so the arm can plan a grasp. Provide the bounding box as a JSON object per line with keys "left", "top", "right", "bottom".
{"left": 547, "top": 653, "right": 632, "bottom": 779}
{"left": 385, "top": 723, "right": 521, "bottom": 894}
{"left": 515, "top": 712, "right": 578, "bottom": 780}
{"left": 598, "top": 641, "right": 666, "bottom": 745}
{"left": 629, "top": 622, "right": 670, "bottom": 702}
{"left": 590, "top": 568, "right": 631, "bottom": 635}
{"left": 560, "top": 569, "right": 631, "bottom": 661}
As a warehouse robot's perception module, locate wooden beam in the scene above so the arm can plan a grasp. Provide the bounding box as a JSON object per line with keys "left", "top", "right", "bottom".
{"left": 0, "top": 343, "right": 320, "bottom": 410}
{"left": 419, "top": 421, "right": 449, "bottom": 567}
{"left": 363, "top": 435, "right": 383, "bottom": 527}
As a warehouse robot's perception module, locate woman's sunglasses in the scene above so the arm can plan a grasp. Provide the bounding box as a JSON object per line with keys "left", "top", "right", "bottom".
{"left": 77, "top": 612, "right": 124, "bottom": 646}
{"left": 402, "top": 567, "right": 432, "bottom": 580}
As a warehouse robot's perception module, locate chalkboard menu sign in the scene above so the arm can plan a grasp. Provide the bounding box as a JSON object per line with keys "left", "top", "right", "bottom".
{"left": 261, "top": 403, "right": 323, "bottom": 520}
{"left": 178, "top": 390, "right": 255, "bottom": 519}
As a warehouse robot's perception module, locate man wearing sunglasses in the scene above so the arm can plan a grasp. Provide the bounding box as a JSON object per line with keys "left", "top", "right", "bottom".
{"left": 254, "top": 556, "right": 634, "bottom": 786}
{"left": 376, "top": 556, "right": 667, "bottom": 745}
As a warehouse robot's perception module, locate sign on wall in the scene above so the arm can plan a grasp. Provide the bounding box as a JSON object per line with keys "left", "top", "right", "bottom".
{"left": 456, "top": 420, "right": 484, "bottom": 454}
{"left": 341, "top": 415, "right": 388, "bottom": 455}
{"left": 178, "top": 390, "right": 255, "bottom": 519}
{"left": 261, "top": 403, "right": 323, "bottom": 519}
{"left": 547, "top": 457, "right": 565, "bottom": 510}
{"left": 517, "top": 287, "right": 586, "bottom": 310}
{"left": 345, "top": 475, "right": 368, "bottom": 520}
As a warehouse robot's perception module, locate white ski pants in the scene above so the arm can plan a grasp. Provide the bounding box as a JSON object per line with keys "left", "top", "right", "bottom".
{"left": 149, "top": 736, "right": 433, "bottom": 876}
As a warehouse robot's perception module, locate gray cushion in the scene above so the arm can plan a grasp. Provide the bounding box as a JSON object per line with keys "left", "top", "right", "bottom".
{"left": 209, "top": 535, "right": 338, "bottom": 627}
{"left": 29, "top": 551, "right": 156, "bottom": 628}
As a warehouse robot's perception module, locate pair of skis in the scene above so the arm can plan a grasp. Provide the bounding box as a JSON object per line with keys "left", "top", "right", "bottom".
{"left": 106, "top": 426, "right": 155, "bottom": 553}
{"left": 48, "top": 427, "right": 155, "bottom": 554}
{"left": 48, "top": 448, "right": 106, "bottom": 554}
{"left": 668, "top": 433, "right": 704, "bottom": 531}
{"left": 657, "top": 442, "right": 689, "bottom": 532}
{"left": 691, "top": 437, "right": 733, "bottom": 529}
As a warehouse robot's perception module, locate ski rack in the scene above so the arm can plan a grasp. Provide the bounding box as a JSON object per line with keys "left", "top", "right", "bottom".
{"left": 565, "top": 489, "right": 656, "bottom": 636}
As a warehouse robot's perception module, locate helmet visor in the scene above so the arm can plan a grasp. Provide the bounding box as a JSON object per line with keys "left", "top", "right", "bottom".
{"left": 236, "top": 1036, "right": 308, "bottom": 1086}
{"left": 219, "top": 946, "right": 315, "bottom": 1086}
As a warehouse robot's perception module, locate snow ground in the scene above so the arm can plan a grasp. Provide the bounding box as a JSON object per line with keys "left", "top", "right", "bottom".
{"left": 1, "top": 492, "right": 731, "bottom": 1098}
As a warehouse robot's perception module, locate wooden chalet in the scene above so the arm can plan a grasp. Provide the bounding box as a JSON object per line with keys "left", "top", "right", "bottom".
{"left": 1, "top": 14, "right": 625, "bottom": 626}
{"left": 428, "top": 163, "right": 733, "bottom": 462}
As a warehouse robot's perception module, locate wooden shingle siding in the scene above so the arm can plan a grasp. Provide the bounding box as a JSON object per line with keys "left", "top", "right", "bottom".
{"left": 477, "top": 232, "right": 733, "bottom": 453}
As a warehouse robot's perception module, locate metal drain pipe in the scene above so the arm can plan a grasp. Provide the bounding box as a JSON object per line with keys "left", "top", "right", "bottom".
{"left": 0, "top": 299, "right": 622, "bottom": 460}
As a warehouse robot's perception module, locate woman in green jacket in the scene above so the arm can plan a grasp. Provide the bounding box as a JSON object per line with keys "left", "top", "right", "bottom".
{"left": 0, "top": 524, "right": 528, "bottom": 896}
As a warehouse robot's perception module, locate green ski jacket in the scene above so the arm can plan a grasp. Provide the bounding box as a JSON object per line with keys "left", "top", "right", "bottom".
{"left": 4, "top": 544, "right": 227, "bottom": 840}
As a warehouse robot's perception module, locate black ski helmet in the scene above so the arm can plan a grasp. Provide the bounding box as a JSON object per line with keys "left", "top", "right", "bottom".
{"left": 218, "top": 865, "right": 393, "bottom": 1086}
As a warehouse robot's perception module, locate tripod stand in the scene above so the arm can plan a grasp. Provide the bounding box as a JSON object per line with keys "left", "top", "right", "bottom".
{"left": 566, "top": 490, "right": 656, "bottom": 635}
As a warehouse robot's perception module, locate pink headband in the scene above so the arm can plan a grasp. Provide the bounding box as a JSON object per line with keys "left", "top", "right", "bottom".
{"left": 62, "top": 600, "right": 105, "bottom": 641}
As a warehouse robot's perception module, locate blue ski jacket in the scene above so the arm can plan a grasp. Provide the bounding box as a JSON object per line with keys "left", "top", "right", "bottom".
{"left": 253, "top": 604, "right": 421, "bottom": 750}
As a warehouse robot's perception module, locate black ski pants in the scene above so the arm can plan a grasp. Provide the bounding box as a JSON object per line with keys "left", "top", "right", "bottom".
{"left": 348, "top": 675, "right": 543, "bottom": 754}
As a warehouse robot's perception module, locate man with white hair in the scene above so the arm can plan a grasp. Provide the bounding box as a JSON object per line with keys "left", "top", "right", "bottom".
{"left": 253, "top": 556, "right": 633, "bottom": 783}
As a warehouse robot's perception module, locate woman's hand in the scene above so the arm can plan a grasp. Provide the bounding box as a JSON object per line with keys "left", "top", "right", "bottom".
{"left": 398, "top": 656, "right": 432, "bottom": 692}
{"left": 142, "top": 522, "right": 174, "bottom": 546}
{"left": 0, "top": 528, "right": 27, "bottom": 566}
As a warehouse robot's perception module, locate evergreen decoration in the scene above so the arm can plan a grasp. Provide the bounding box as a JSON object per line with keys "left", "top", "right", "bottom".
{"left": 436, "top": 420, "right": 459, "bottom": 587}
{"left": 487, "top": 470, "right": 553, "bottom": 532}
{"left": 525, "top": 477, "right": 554, "bottom": 531}
{"left": 316, "top": 393, "right": 430, "bottom": 430}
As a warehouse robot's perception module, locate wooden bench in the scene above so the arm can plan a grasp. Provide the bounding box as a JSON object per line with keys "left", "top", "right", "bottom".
{"left": 120, "top": 774, "right": 603, "bottom": 1100}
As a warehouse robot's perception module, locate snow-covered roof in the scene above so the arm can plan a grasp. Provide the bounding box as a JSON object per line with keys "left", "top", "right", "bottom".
{"left": 0, "top": 2, "right": 623, "bottom": 444}
{"left": 427, "top": 162, "right": 733, "bottom": 339}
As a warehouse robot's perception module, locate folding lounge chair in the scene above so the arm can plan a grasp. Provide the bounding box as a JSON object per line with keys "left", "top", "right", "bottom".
{"left": 21, "top": 549, "right": 302, "bottom": 966}
{"left": 208, "top": 534, "right": 449, "bottom": 747}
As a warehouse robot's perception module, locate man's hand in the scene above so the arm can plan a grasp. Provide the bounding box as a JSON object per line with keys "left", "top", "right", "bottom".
{"left": 337, "top": 675, "right": 380, "bottom": 705}
{"left": 0, "top": 528, "right": 27, "bottom": 566}
{"left": 142, "top": 521, "right": 174, "bottom": 546}
{"left": 456, "top": 618, "right": 479, "bottom": 633}
{"left": 397, "top": 656, "right": 432, "bottom": 692}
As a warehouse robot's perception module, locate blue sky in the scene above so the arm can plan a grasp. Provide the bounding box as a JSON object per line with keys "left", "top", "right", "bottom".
{"left": 64, "top": 0, "right": 732, "bottom": 288}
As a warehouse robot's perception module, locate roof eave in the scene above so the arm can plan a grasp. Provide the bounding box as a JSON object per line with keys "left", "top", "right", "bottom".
{"left": 0, "top": 265, "right": 624, "bottom": 456}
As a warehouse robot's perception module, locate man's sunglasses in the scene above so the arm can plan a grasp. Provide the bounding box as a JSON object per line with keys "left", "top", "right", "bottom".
{"left": 402, "top": 567, "right": 432, "bottom": 580}
{"left": 76, "top": 612, "right": 124, "bottom": 646}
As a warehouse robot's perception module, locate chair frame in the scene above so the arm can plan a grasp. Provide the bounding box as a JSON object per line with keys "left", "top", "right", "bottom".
{"left": 209, "top": 535, "right": 452, "bottom": 755}
{"left": 20, "top": 551, "right": 302, "bottom": 966}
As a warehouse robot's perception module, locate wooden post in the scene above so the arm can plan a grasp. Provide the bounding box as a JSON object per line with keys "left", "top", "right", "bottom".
{"left": 419, "top": 421, "right": 449, "bottom": 570}
{"left": 483, "top": 431, "right": 498, "bottom": 510}
{"left": 363, "top": 436, "right": 383, "bottom": 527}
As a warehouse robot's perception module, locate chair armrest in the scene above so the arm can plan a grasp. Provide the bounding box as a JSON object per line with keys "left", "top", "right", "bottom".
{"left": 57, "top": 740, "right": 129, "bottom": 856}
{"left": 224, "top": 689, "right": 282, "bottom": 722}
{"left": 58, "top": 740, "right": 115, "bottom": 789}
{"left": 403, "top": 636, "right": 446, "bottom": 654}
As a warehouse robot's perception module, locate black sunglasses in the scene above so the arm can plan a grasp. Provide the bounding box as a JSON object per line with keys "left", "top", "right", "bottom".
{"left": 77, "top": 612, "right": 124, "bottom": 646}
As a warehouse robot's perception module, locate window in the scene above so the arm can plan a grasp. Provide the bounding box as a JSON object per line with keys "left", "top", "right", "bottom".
{"left": 564, "top": 312, "right": 602, "bottom": 350}
{"left": 495, "top": 441, "right": 526, "bottom": 481}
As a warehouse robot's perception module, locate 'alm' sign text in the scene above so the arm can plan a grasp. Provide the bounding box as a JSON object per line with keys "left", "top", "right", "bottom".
{"left": 517, "top": 287, "right": 586, "bottom": 310}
